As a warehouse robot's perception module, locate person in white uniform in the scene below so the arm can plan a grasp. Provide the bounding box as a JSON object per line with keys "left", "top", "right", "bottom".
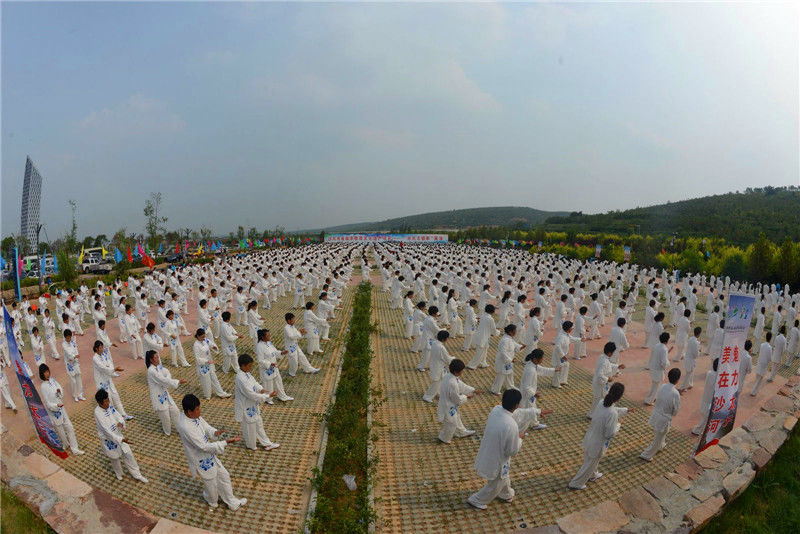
{"left": 255, "top": 329, "right": 293, "bottom": 402}
{"left": 177, "top": 394, "right": 248, "bottom": 511}
{"left": 61, "top": 329, "right": 85, "bottom": 402}
{"left": 640, "top": 368, "right": 681, "bottom": 461}
{"left": 145, "top": 350, "right": 186, "bottom": 436}
{"left": 39, "top": 364, "right": 83, "bottom": 454}
{"left": 282, "top": 313, "right": 319, "bottom": 376}
{"left": 437, "top": 359, "right": 476, "bottom": 444}
{"left": 234, "top": 354, "right": 280, "bottom": 451}
{"left": 193, "top": 329, "right": 231, "bottom": 399}
{"left": 466, "top": 389, "right": 524, "bottom": 510}
{"left": 93, "top": 388, "right": 148, "bottom": 483}
{"left": 92, "top": 340, "right": 131, "bottom": 420}
{"left": 692, "top": 358, "right": 719, "bottom": 435}
{"left": 422, "top": 330, "right": 454, "bottom": 403}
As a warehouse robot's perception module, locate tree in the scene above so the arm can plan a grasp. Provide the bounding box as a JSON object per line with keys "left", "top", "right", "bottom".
{"left": 237, "top": 226, "right": 245, "bottom": 240}
{"left": 82, "top": 236, "right": 94, "bottom": 249}
{"left": 143, "top": 192, "right": 168, "bottom": 249}
{"left": 747, "top": 233, "right": 774, "bottom": 282}
{"left": 112, "top": 227, "right": 128, "bottom": 248}
{"left": 1, "top": 236, "right": 15, "bottom": 257}
{"left": 199, "top": 227, "right": 213, "bottom": 241}
{"left": 56, "top": 250, "right": 78, "bottom": 288}
{"left": 37, "top": 242, "right": 49, "bottom": 255}
{"left": 774, "top": 237, "right": 798, "bottom": 287}
{"left": 93, "top": 234, "right": 107, "bottom": 247}
{"left": 66, "top": 200, "right": 78, "bottom": 252}
{"left": 247, "top": 227, "right": 259, "bottom": 240}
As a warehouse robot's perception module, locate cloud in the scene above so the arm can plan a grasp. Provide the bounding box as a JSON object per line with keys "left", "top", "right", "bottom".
{"left": 621, "top": 120, "right": 674, "bottom": 150}
{"left": 350, "top": 126, "right": 413, "bottom": 148}
{"left": 77, "top": 94, "right": 186, "bottom": 140}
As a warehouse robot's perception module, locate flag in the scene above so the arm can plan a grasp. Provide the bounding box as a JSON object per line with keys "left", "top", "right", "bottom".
{"left": 126, "top": 245, "right": 132, "bottom": 262}
{"left": 175, "top": 243, "right": 180, "bottom": 254}
{"left": 114, "top": 247, "right": 123, "bottom": 264}
{"left": 0, "top": 254, "right": 5, "bottom": 270}
{"left": 3, "top": 306, "right": 67, "bottom": 458}
{"left": 142, "top": 254, "right": 155, "bottom": 269}
{"left": 26, "top": 258, "right": 32, "bottom": 271}
{"left": 158, "top": 243, "right": 163, "bottom": 254}
{"left": 53, "top": 254, "right": 59, "bottom": 274}
{"left": 197, "top": 244, "right": 203, "bottom": 254}
{"left": 40, "top": 253, "right": 47, "bottom": 273}
{"left": 78, "top": 245, "right": 85, "bottom": 264}
{"left": 101, "top": 246, "right": 108, "bottom": 258}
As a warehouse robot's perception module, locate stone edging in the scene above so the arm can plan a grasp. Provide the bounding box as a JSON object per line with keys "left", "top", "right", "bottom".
{"left": 521, "top": 377, "right": 800, "bottom": 534}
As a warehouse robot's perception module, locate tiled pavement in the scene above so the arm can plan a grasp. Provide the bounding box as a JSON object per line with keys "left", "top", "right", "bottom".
{"left": 26, "top": 285, "right": 355, "bottom": 534}
{"left": 371, "top": 286, "right": 696, "bottom": 533}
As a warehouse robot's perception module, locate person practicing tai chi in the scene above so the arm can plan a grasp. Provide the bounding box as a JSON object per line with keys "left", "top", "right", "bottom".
{"left": 93, "top": 389, "right": 148, "bottom": 483}
{"left": 145, "top": 350, "right": 187, "bottom": 436}
{"left": 678, "top": 327, "right": 702, "bottom": 392}
{"left": 490, "top": 325, "right": 525, "bottom": 396}
{"left": 61, "top": 329, "right": 85, "bottom": 402}
{"left": 282, "top": 313, "right": 319, "bottom": 376}
{"left": 645, "top": 332, "right": 672, "bottom": 405}
{"left": 569, "top": 382, "right": 629, "bottom": 490}
{"left": 423, "top": 330, "right": 454, "bottom": 403}
{"left": 255, "top": 329, "right": 293, "bottom": 402}
{"left": 92, "top": 340, "right": 132, "bottom": 420}
{"left": 234, "top": 354, "right": 280, "bottom": 451}
{"left": 467, "top": 389, "right": 524, "bottom": 510}
{"left": 640, "top": 368, "right": 681, "bottom": 461}
{"left": 589, "top": 342, "right": 625, "bottom": 418}
{"left": 193, "top": 329, "right": 231, "bottom": 399}
{"left": 39, "top": 364, "right": 84, "bottom": 454}
{"left": 437, "top": 359, "right": 477, "bottom": 444}
{"left": 518, "top": 349, "right": 557, "bottom": 431}
{"left": 692, "top": 358, "right": 719, "bottom": 435}
{"left": 177, "top": 394, "right": 248, "bottom": 511}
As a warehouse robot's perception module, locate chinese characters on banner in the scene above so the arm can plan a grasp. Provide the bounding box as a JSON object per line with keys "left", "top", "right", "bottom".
{"left": 624, "top": 245, "right": 631, "bottom": 262}
{"left": 694, "top": 293, "right": 755, "bottom": 455}
{"left": 323, "top": 233, "right": 449, "bottom": 243}
{"left": 3, "top": 305, "right": 67, "bottom": 458}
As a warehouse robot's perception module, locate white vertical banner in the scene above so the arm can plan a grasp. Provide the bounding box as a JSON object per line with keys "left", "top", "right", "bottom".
{"left": 695, "top": 293, "right": 755, "bottom": 454}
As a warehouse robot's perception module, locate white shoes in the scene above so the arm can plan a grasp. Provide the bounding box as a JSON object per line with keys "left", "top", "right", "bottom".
{"left": 264, "top": 443, "right": 280, "bottom": 451}
{"left": 229, "top": 498, "right": 247, "bottom": 511}
{"left": 72, "top": 449, "right": 85, "bottom": 455}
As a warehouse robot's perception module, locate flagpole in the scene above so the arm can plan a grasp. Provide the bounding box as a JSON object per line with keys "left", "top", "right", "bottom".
{"left": 13, "top": 247, "right": 22, "bottom": 300}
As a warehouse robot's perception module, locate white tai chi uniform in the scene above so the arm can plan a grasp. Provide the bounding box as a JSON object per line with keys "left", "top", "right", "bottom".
{"left": 468, "top": 313, "right": 498, "bottom": 370}
{"left": 568, "top": 403, "right": 628, "bottom": 489}
{"left": 194, "top": 340, "right": 229, "bottom": 399}
{"left": 750, "top": 341, "right": 772, "bottom": 396}
{"left": 147, "top": 363, "right": 181, "bottom": 435}
{"left": 93, "top": 348, "right": 129, "bottom": 418}
{"left": 234, "top": 369, "right": 277, "bottom": 450}
{"left": 467, "top": 405, "right": 522, "bottom": 509}
{"left": 589, "top": 354, "right": 619, "bottom": 417}
{"left": 692, "top": 368, "right": 717, "bottom": 435}
{"left": 640, "top": 383, "right": 680, "bottom": 460}
{"left": 94, "top": 405, "right": 146, "bottom": 481}
{"left": 437, "top": 372, "right": 475, "bottom": 443}
{"left": 177, "top": 414, "right": 246, "bottom": 510}
{"left": 645, "top": 342, "right": 669, "bottom": 405}
{"left": 283, "top": 324, "right": 317, "bottom": 376}
{"left": 61, "top": 338, "right": 84, "bottom": 400}
{"left": 256, "top": 340, "right": 291, "bottom": 401}
{"left": 422, "top": 340, "right": 453, "bottom": 403}
{"left": 41, "top": 377, "right": 81, "bottom": 453}
{"left": 220, "top": 322, "right": 239, "bottom": 374}
{"left": 491, "top": 334, "right": 523, "bottom": 394}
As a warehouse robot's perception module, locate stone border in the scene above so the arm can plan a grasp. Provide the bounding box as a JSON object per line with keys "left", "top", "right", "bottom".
{"left": 520, "top": 376, "right": 800, "bottom": 534}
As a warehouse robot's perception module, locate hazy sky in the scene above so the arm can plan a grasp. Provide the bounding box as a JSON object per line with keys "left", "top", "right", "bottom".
{"left": 2, "top": 1, "right": 798, "bottom": 239}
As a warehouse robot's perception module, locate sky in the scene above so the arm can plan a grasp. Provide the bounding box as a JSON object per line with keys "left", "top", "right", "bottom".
{"left": 1, "top": 1, "right": 798, "bottom": 239}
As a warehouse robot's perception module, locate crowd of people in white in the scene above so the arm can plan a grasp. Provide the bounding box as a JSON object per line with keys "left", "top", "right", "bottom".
{"left": 1, "top": 241, "right": 799, "bottom": 513}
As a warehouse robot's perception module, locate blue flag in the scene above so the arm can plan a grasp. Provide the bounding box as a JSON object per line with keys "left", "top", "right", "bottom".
{"left": 114, "top": 247, "right": 123, "bottom": 264}
{"left": 158, "top": 243, "right": 163, "bottom": 254}
{"left": 53, "top": 254, "right": 59, "bottom": 274}
{"left": 3, "top": 306, "right": 67, "bottom": 458}
{"left": 0, "top": 254, "right": 5, "bottom": 270}
{"left": 40, "top": 253, "right": 47, "bottom": 273}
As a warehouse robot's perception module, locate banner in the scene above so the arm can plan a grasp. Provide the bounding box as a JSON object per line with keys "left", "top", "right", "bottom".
{"left": 324, "top": 233, "right": 448, "bottom": 243}
{"left": 3, "top": 306, "right": 67, "bottom": 458}
{"left": 695, "top": 293, "right": 755, "bottom": 454}
{"left": 595, "top": 244, "right": 602, "bottom": 258}
{"left": 624, "top": 245, "right": 631, "bottom": 262}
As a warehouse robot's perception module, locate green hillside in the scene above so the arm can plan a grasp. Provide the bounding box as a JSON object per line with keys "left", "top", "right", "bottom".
{"left": 543, "top": 186, "right": 800, "bottom": 245}
{"left": 322, "top": 206, "right": 569, "bottom": 233}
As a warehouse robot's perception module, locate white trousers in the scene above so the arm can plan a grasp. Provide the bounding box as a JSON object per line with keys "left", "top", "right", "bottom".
{"left": 68, "top": 372, "right": 84, "bottom": 399}
{"left": 222, "top": 349, "right": 237, "bottom": 374}
{"left": 640, "top": 428, "right": 668, "bottom": 460}
{"left": 467, "top": 345, "right": 489, "bottom": 369}
{"left": 241, "top": 414, "right": 275, "bottom": 450}
{"left": 170, "top": 342, "right": 190, "bottom": 366}
{"left": 1, "top": 382, "right": 16, "bottom": 410}
{"left": 491, "top": 372, "right": 515, "bottom": 395}
{"left": 439, "top": 415, "right": 470, "bottom": 443}
{"left": 569, "top": 451, "right": 602, "bottom": 489}
{"left": 54, "top": 418, "right": 80, "bottom": 452}
{"left": 262, "top": 371, "right": 290, "bottom": 400}
{"left": 156, "top": 405, "right": 181, "bottom": 435}
{"left": 422, "top": 378, "right": 441, "bottom": 403}
{"left": 468, "top": 476, "right": 514, "bottom": 508}
{"left": 462, "top": 329, "right": 475, "bottom": 351}
{"left": 287, "top": 347, "right": 315, "bottom": 376}
{"left": 553, "top": 361, "right": 570, "bottom": 387}
{"left": 199, "top": 368, "right": 227, "bottom": 399}
{"left": 110, "top": 451, "right": 143, "bottom": 479}
{"left": 128, "top": 333, "right": 144, "bottom": 359}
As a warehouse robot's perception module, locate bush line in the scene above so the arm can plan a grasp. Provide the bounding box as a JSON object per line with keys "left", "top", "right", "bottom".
{"left": 309, "top": 282, "right": 376, "bottom": 533}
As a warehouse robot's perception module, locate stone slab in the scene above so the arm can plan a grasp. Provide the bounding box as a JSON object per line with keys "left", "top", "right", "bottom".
{"left": 717, "top": 427, "right": 755, "bottom": 454}
{"left": 150, "top": 518, "right": 219, "bottom": 534}
{"left": 693, "top": 445, "right": 728, "bottom": 469}
{"left": 751, "top": 447, "right": 772, "bottom": 471}
{"left": 690, "top": 471, "right": 723, "bottom": 502}
{"left": 556, "top": 500, "right": 630, "bottom": 534}
{"left": 762, "top": 395, "right": 794, "bottom": 413}
{"left": 743, "top": 411, "right": 774, "bottom": 432}
{"left": 674, "top": 459, "right": 703, "bottom": 481}
{"left": 644, "top": 476, "right": 679, "bottom": 501}
{"left": 683, "top": 495, "right": 725, "bottom": 529}
{"left": 45, "top": 468, "right": 93, "bottom": 499}
{"left": 722, "top": 463, "right": 755, "bottom": 501}
{"left": 21, "top": 453, "right": 60, "bottom": 479}
{"left": 618, "top": 486, "right": 663, "bottom": 523}
{"left": 783, "top": 415, "right": 798, "bottom": 431}
{"left": 664, "top": 472, "right": 691, "bottom": 491}
{"left": 759, "top": 429, "right": 788, "bottom": 454}
{"left": 42, "top": 502, "right": 88, "bottom": 534}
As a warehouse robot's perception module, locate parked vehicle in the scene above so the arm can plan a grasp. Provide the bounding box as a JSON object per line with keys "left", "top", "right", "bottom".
{"left": 80, "top": 254, "right": 113, "bottom": 274}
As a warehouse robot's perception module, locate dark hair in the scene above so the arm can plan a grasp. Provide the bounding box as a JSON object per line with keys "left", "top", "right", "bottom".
{"left": 504, "top": 324, "right": 516, "bottom": 335}
{"left": 501, "top": 389, "right": 522, "bottom": 411}
{"left": 525, "top": 349, "right": 544, "bottom": 362}
{"left": 485, "top": 304, "right": 495, "bottom": 314}
{"left": 182, "top": 393, "right": 200, "bottom": 414}
{"left": 659, "top": 332, "right": 670, "bottom": 343}
{"left": 437, "top": 330, "right": 449, "bottom": 342}
{"left": 305, "top": 302, "right": 314, "bottom": 310}
{"left": 766, "top": 331, "right": 772, "bottom": 342}
{"left": 428, "top": 306, "right": 439, "bottom": 316}
{"left": 257, "top": 329, "right": 269, "bottom": 342}
{"left": 95, "top": 388, "right": 109, "bottom": 404}
{"left": 222, "top": 311, "right": 231, "bottom": 321}
{"left": 238, "top": 353, "right": 254, "bottom": 367}
{"left": 694, "top": 326, "right": 702, "bottom": 336}
{"left": 603, "top": 382, "right": 624, "bottom": 407}
{"left": 744, "top": 339, "right": 753, "bottom": 351}
{"left": 195, "top": 328, "right": 205, "bottom": 338}
{"left": 285, "top": 312, "right": 295, "bottom": 322}
{"left": 38, "top": 363, "right": 49, "bottom": 380}
{"left": 617, "top": 317, "right": 626, "bottom": 327}
{"left": 64, "top": 329, "right": 72, "bottom": 337}
{"left": 145, "top": 350, "right": 158, "bottom": 367}
{"left": 603, "top": 342, "right": 616, "bottom": 355}
{"left": 712, "top": 358, "right": 719, "bottom": 372}
{"left": 93, "top": 340, "right": 104, "bottom": 352}
{"left": 562, "top": 321, "right": 573, "bottom": 332}
{"left": 449, "top": 359, "right": 465, "bottom": 374}
{"left": 667, "top": 368, "right": 681, "bottom": 384}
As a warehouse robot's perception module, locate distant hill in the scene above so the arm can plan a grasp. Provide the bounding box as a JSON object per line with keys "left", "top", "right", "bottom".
{"left": 321, "top": 206, "right": 570, "bottom": 233}
{"left": 543, "top": 187, "right": 800, "bottom": 245}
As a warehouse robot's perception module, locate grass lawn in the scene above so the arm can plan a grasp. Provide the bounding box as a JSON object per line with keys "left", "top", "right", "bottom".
{"left": 703, "top": 424, "right": 800, "bottom": 534}
{"left": 1, "top": 483, "right": 56, "bottom": 534}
